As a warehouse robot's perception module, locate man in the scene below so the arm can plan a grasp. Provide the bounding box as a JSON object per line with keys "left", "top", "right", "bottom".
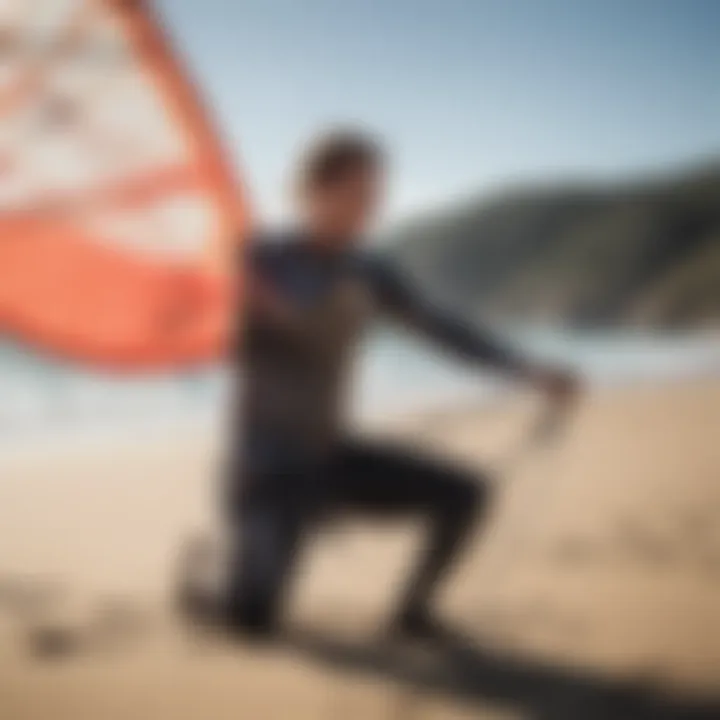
{"left": 182, "top": 129, "right": 577, "bottom": 641}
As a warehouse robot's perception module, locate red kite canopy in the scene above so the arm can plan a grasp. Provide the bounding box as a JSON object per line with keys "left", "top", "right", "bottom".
{"left": 0, "top": 0, "right": 248, "bottom": 371}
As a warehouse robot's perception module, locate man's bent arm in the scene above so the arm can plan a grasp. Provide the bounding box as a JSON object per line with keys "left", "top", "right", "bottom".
{"left": 237, "top": 237, "right": 326, "bottom": 352}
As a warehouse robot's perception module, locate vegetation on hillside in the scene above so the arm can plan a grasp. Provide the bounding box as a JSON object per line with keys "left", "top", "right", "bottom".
{"left": 388, "top": 162, "right": 720, "bottom": 329}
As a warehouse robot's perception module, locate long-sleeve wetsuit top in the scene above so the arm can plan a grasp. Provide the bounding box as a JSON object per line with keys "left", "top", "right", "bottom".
{"left": 236, "top": 230, "right": 528, "bottom": 474}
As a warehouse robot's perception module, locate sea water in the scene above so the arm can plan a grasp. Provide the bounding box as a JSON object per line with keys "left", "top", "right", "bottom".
{"left": 0, "top": 328, "right": 718, "bottom": 449}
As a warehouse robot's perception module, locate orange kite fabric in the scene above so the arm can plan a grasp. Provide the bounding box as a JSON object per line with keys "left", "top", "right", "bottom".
{"left": 0, "top": 0, "right": 248, "bottom": 371}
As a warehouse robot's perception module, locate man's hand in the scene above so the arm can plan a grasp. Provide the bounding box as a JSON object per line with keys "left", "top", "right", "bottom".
{"left": 521, "top": 365, "right": 581, "bottom": 442}
{"left": 527, "top": 365, "right": 582, "bottom": 408}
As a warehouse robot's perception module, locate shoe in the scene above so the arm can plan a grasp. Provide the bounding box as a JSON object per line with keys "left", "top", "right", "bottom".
{"left": 177, "top": 583, "right": 277, "bottom": 644}
{"left": 174, "top": 534, "right": 278, "bottom": 644}
{"left": 224, "top": 591, "right": 278, "bottom": 639}
{"left": 175, "top": 568, "right": 221, "bottom": 629}
{"left": 391, "top": 607, "right": 462, "bottom": 646}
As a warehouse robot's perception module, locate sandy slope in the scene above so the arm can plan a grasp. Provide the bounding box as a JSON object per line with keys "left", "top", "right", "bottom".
{"left": 1, "top": 380, "right": 719, "bottom": 719}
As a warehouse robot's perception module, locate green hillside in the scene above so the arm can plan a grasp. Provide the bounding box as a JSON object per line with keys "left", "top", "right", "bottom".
{"left": 388, "top": 162, "right": 720, "bottom": 329}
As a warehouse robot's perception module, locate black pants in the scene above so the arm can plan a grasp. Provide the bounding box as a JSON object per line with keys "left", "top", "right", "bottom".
{"left": 225, "top": 437, "right": 491, "bottom": 630}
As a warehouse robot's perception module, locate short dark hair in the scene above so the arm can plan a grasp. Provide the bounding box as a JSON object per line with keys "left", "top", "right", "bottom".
{"left": 296, "top": 128, "right": 384, "bottom": 194}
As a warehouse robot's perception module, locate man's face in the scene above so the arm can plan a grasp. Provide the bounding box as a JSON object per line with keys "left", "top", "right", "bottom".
{"left": 306, "top": 164, "right": 385, "bottom": 244}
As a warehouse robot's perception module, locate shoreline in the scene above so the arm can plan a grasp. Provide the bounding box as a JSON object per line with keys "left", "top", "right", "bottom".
{"left": 1, "top": 366, "right": 719, "bottom": 463}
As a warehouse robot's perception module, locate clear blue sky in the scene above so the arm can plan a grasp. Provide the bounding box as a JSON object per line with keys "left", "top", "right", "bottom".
{"left": 157, "top": 0, "right": 720, "bottom": 222}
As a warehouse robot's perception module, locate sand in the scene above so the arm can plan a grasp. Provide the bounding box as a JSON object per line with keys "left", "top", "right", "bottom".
{"left": 1, "top": 379, "right": 720, "bottom": 719}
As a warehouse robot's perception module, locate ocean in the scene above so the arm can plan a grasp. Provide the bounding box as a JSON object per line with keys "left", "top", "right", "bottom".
{"left": 1, "top": 327, "right": 719, "bottom": 449}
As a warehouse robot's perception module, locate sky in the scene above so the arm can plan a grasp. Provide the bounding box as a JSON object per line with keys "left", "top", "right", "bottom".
{"left": 156, "top": 0, "right": 720, "bottom": 223}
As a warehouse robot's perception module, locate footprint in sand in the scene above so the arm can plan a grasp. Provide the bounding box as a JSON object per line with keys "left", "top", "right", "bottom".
{"left": 24, "top": 596, "right": 160, "bottom": 661}
{"left": 0, "top": 574, "right": 66, "bottom": 620}
{"left": 549, "top": 536, "right": 607, "bottom": 567}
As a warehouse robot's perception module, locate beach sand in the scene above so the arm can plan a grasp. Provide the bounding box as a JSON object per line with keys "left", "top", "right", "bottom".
{"left": 1, "top": 379, "right": 719, "bottom": 719}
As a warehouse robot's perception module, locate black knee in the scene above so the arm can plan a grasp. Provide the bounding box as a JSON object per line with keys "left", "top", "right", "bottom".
{"left": 443, "top": 472, "right": 491, "bottom": 526}
{"left": 225, "top": 589, "right": 276, "bottom": 638}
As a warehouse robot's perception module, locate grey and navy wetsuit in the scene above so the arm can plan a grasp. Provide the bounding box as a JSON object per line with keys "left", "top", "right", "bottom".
{"left": 225, "top": 229, "right": 527, "bottom": 632}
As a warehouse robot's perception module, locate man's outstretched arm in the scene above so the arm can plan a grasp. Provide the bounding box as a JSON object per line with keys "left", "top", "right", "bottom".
{"left": 370, "top": 258, "right": 525, "bottom": 370}
{"left": 369, "top": 257, "right": 576, "bottom": 393}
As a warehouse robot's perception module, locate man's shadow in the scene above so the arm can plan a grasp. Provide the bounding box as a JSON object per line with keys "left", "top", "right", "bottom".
{"left": 5, "top": 571, "right": 718, "bottom": 718}
{"left": 282, "top": 627, "right": 720, "bottom": 720}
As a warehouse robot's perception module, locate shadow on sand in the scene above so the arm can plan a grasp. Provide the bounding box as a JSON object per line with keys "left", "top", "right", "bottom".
{"left": 283, "top": 628, "right": 720, "bottom": 720}
{"left": 4, "top": 572, "right": 719, "bottom": 718}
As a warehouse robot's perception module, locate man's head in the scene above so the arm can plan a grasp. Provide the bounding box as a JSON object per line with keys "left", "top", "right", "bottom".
{"left": 294, "top": 128, "right": 386, "bottom": 245}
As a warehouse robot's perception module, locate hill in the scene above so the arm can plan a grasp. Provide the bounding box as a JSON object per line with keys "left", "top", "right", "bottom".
{"left": 387, "top": 162, "right": 720, "bottom": 329}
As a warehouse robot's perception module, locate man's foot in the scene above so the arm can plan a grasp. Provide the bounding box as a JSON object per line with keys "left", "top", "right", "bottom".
{"left": 174, "top": 535, "right": 221, "bottom": 628}
{"left": 175, "top": 565, "right": 222, "bottom": 629}
{"left": 174, "top": 537, "right": 276, "bottom": 643}
{"left": 390, "top": 607, "right": 463, "bottom": 646}
{"left": 176, "top": 584, "right": 277, "bottom": 644}
{"left": 176, "top": 578, "right": 277, "bottom": 642}
{"left": 223, "top": 587, "right": 282, "bottom": 643}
